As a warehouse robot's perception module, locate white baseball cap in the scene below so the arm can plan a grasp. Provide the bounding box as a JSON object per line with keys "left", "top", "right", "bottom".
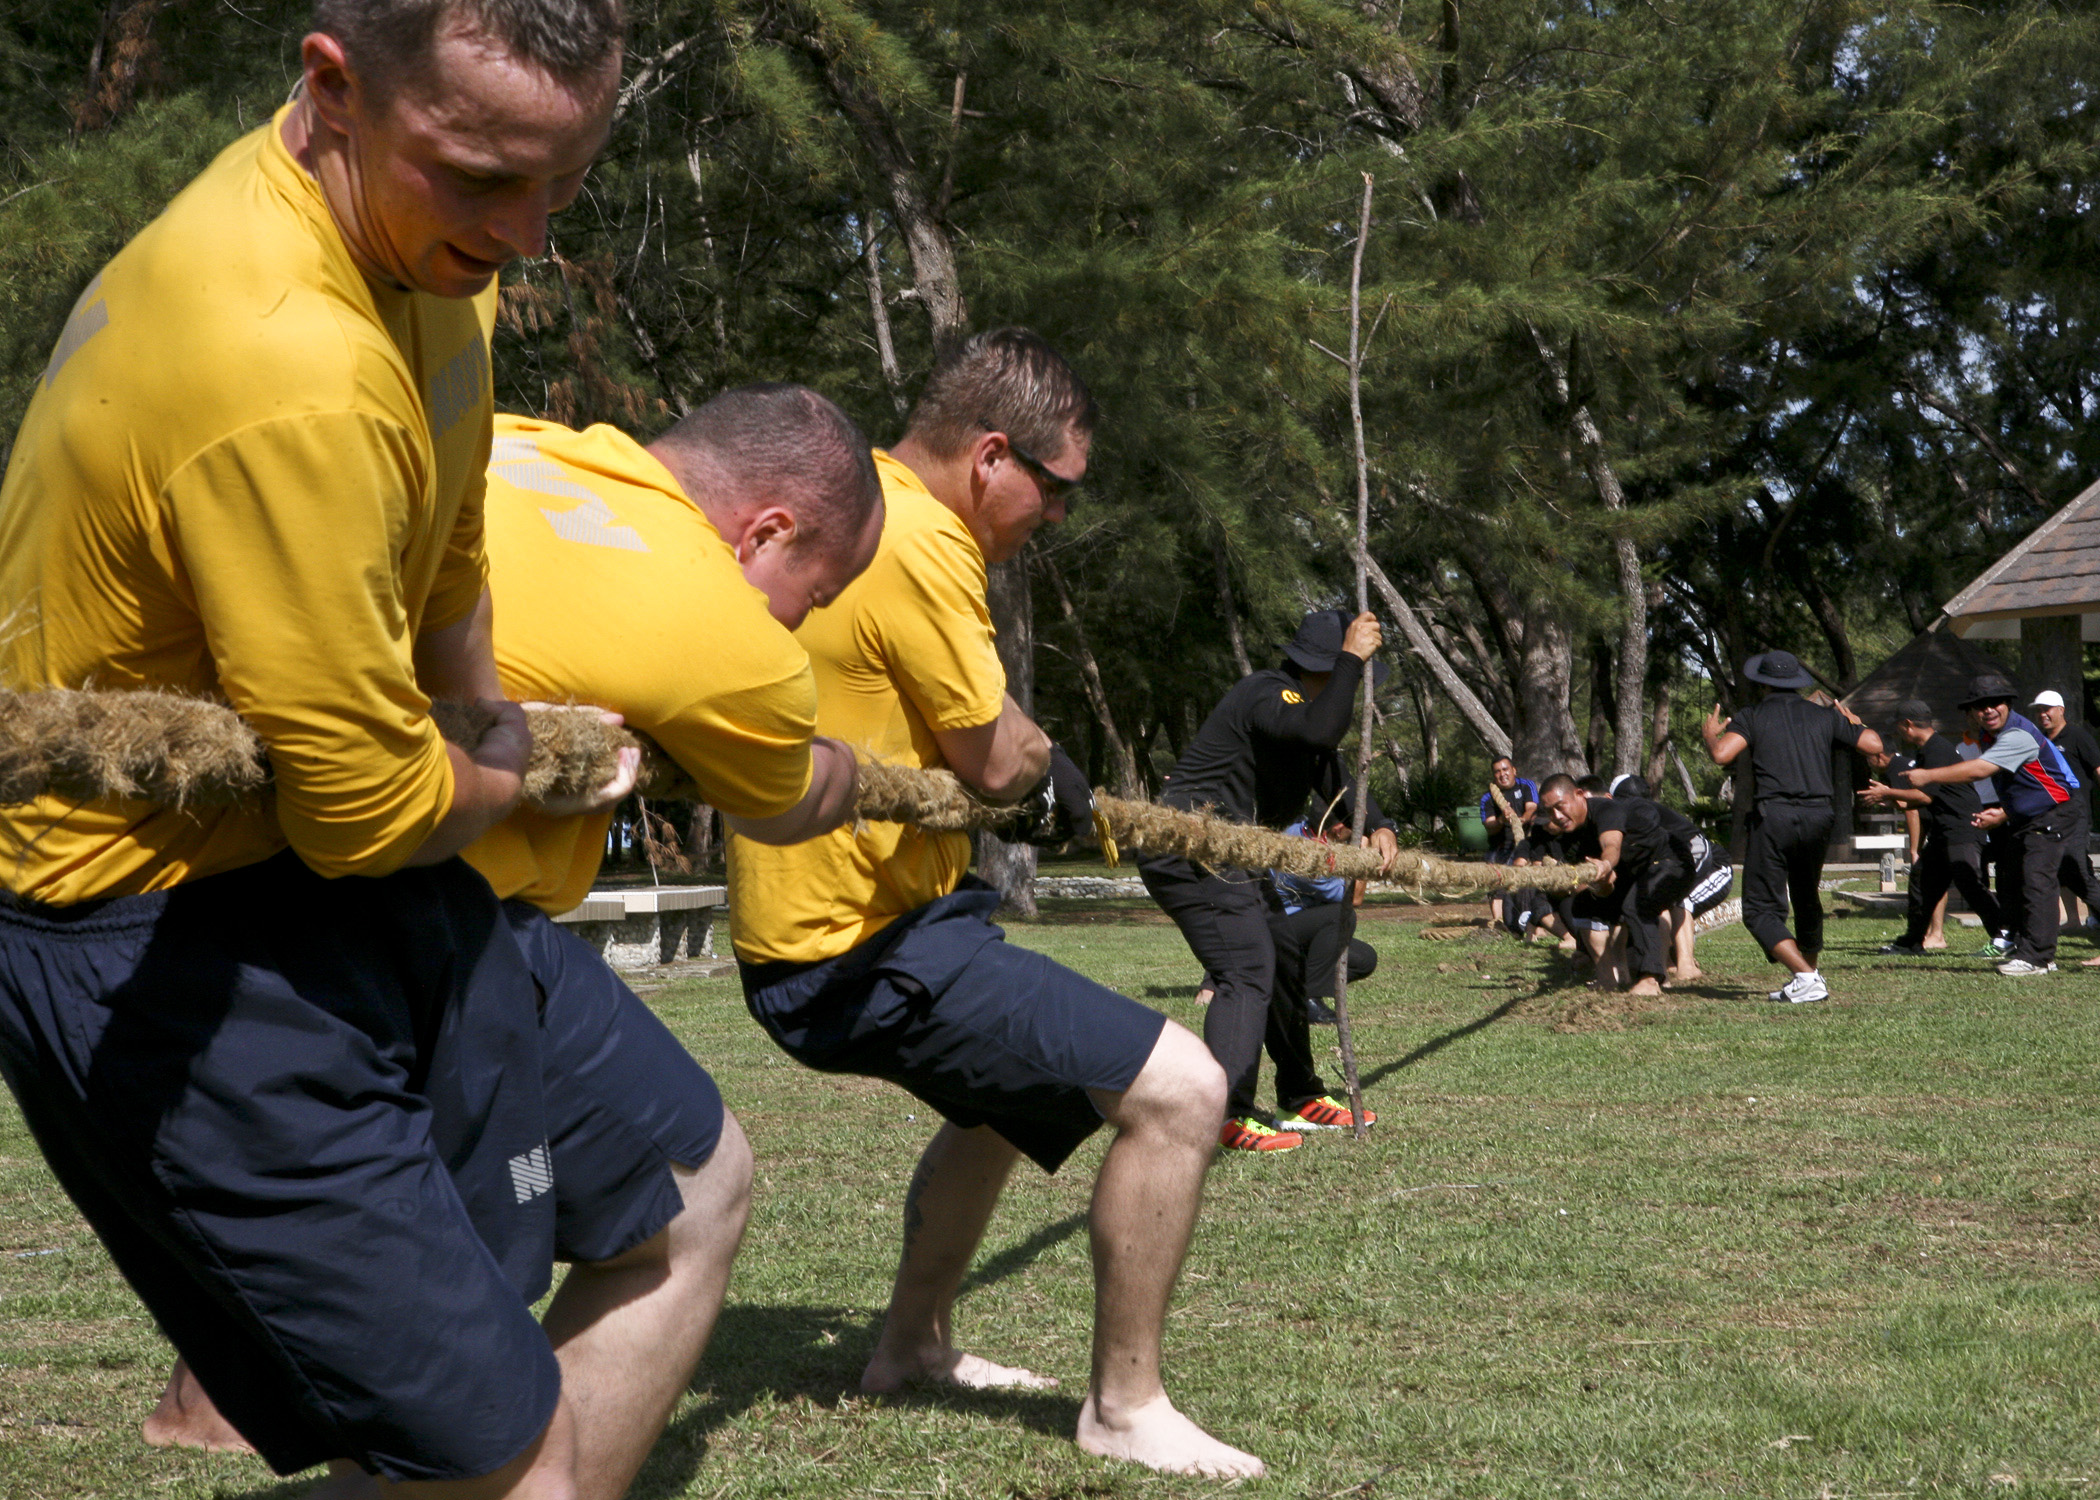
{"left": 2032, "top": 690, "right": 2067, "bottom": 709}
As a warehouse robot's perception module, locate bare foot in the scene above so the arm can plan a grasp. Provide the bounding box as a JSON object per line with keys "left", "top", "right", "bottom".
{"left": 1672, "top": 965, "right": 1705, "bottom": 982}
{"left": 143, "top": 1359, "right": 256, "bottom": 1455}
{"left": 1194, "top": 988, "right": 1214, "bottom": 1006}
{"left": 861, "top": 1345, "right": 1058, "bottom": 1392}
{"left": 2081, "top": 955, "right": 2100, "bottom": 968}
{"left": 1077, "top": 1390, "right": 1264, "bottom": 1478}
{"left": 1626, "top": 977, "right": 1663, "bottom": 997}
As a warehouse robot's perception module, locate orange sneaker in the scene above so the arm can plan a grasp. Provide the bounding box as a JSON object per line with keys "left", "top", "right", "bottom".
{"left": 1280, "top": 1095, "right": 1376, "bottom": 1131}
{"left": 1220, "top": 1116, "right": 1301, "bottom": 1152}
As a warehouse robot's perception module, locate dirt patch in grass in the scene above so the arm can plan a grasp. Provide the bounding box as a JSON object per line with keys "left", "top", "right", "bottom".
{"left": 1546, "top": 983, "right": 1704, "bottom": 1033}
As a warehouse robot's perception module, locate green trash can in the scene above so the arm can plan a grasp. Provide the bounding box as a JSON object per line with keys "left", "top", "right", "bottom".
{"left": 1452, "top": 804, "right": 1490, "bottom": 854}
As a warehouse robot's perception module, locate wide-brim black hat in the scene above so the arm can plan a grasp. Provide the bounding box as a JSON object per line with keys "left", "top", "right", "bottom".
{"left": 1957, "top": 673, "right": 2019, "bottom": 710}
{"left": 1742, "top": 650, "right": 1815, "bottom": 690}
{"left": 1281, "top": 609, "right": 1391, "bottom": 686}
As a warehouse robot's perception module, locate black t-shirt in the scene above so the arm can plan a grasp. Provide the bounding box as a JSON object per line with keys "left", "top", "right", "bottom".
{"left": 1725, "top": 690, "right": 1864, "bottom": 803}
{"left": 1900, "top": 733, "right": 1985, "bottom": 845}
{"left": 1161, "top": 655, "right": 1391, "bottom": 833}
{"left": 2051, "top": 722, "right": 2100, "bottom": 818}
{"left": 1564, "top": 795, "right": 1688, "bottom": 872}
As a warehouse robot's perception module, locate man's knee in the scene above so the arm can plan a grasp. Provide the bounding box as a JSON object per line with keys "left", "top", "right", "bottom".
{"left": 586, "top": 1111, "right": 753, "bottom": 1276}
{"left": 1103, "top": 1022, "right": 1226, "bottom": 1138}
{"left": 675, "top": 1110, "right": 754, "bottom": 1240}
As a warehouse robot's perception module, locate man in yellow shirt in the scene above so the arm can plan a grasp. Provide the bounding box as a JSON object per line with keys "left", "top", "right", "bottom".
{"left": 148, "top": 380, "right": 884, "bottom": 1469}
{"left": 0, "top": 5, "right": 738, "bottom": 1497}
{"left": 729, "top": 330, "right": 1262, "bottom": 1479}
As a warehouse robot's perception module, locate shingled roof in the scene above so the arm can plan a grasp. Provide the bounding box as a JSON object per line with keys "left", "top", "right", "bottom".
{"left": 1840, "top": 622, "right": 2015, "bottom": 736}
{"left": 1944, "top": 475, "right": 2100, "bottom": 629}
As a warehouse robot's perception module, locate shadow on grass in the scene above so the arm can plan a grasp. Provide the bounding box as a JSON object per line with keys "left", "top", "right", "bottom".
{"left": 1141, "top": 984, "right": 1198, "bottom": 1000}
{"left": 960, "top": 1210, "right": 1087, "bottom": 1296}
{"left": 628, "top": 1214, "right": 1092, "bottom": 1498}
{"left": 1357, "top": 992, "right": 1529, "bottom": 1089}
{"left": 628, "top": 1302, "right": 1079, "bottom": 1498}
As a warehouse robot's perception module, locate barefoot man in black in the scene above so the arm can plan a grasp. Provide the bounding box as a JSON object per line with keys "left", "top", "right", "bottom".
{"left": 728, "top": 330, "right": 1261, "bottom": 1477}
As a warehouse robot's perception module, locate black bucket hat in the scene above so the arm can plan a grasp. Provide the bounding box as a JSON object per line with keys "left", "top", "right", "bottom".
{"left": 1742, "top": 650, "right": 1815, "bottom": 690}
{"left": 1957, "top": 673, "right": 2019, "bottom": 710}
{"left": 1281, "top": 609, "right": 1391, "bottom": 686}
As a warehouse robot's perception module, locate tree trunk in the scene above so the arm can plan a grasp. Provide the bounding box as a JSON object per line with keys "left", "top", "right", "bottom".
{"left": 799, "top": 34, "right": 970, "bottom": 356}
{"left": 1642, "top": 686, "right": 1673, "bottom": 790}
{"left": 1511, "top": 609, "right": 1587, "bottom": 778}
{"left": 1585, "top": 640, "right": 1613, "bottom": 774}
{"left": 1357, "top": 548, "right": 1511, "bottom": 756}
{"left": 684, "top": 802, "right": 716, "bottom": 872}
{"left": 1213, "top": 532, "right": 1253, "bottom": 677}
{"left": 860, "top": 211, "right": 909, "bottom": 416}
{"left": 1041, "top": 552, "right": 1143, "bottom": 798}
{"left": 1531, "top": 325, "right": 1647, "bottom": 776}
{"left": 976, "top": 556, "right": 1038, "bottom": 916}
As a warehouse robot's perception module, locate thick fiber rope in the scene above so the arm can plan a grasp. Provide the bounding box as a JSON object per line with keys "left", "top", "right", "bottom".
{"left": 0, "top": 691, "right": 1601, "bottom": 896}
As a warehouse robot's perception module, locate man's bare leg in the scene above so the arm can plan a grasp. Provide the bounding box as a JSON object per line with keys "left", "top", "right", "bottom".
{"left": 861, "top": 1122, "right": 1055, "bottom": 1391}
{"left": 155, "top": 1117, "right": 751, "bottom": 1500}
{"left": 302, "top": 1412, "right": 577, "bottom": 1498}
{"left": 144, "top": 1358, "right": 255, "bottom": 1453}
{"left": 1076, "top": 1022, "right": 1262, "bottom": 1479}
{"left": 1667, "top": 908, "right": 1704, "bottom": 982}
{"left": 1922, "top": 891, "right": 1950, "bottom": 949}
{"left": 541, "top": 1112, "right": 753, "bottom": 1500}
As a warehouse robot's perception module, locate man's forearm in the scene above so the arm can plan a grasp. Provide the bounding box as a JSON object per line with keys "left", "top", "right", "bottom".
{"left": 404, "top": 739, "right": 527, "bottom": 866}
{"left": 413, "top": 588, "right": 504, "bottom": 703}
{"left": 725, "top": 738, "right": 860, "bottom": 846}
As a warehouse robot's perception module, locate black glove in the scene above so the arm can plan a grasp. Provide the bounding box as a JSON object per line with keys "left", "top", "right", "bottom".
{"left": 994, "top": 743, "right": 1095, "bottom": 848}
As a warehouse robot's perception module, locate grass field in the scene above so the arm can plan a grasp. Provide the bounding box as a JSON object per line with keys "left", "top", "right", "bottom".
{"left": 7, "top": 895, "right": 2100, "bottom": 1499}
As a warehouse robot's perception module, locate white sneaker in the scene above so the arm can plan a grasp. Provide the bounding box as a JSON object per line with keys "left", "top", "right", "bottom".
{"left": 1997, "top": 958, "right": 2058, "bottom": 977}
{"left": 1768, "top": 971, "right": 1829, "bottom": 1004}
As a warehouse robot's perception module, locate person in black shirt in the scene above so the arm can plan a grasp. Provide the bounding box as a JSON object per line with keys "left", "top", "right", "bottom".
{"left": 1701, "top": 650, "right": 1882, "bottom": 1004}
{"left": 1859, "top": 700, "right": 2001, "bottom": 955}
{"left": 2031, "top": 690, "right": 2100, "bottom": 930}
{"left": 1141, "top": 609, "right": 1398, "bottom": 1151}
{"left": 1536, "top": 776, "right": 1697, "bottom": 994}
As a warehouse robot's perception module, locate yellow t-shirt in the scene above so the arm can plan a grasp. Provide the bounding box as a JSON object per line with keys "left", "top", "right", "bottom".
{"left": 461, "top": 416, "right": 818, "bottom": 914}
{"left": 0, "top": 107, "right": 492, "bottom": 903}
{"left": 727, "top": 451, "right": 1007, "bottom": 964}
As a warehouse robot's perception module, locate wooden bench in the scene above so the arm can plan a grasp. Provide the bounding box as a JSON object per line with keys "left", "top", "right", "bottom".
{"left": 1853, "top": 833, "right": 1909, "bottom": 893}
{"left": 553, "top": 885, "right": 727, "bottom": 969}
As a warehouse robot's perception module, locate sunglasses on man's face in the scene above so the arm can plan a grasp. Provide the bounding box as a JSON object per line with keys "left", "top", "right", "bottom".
{"left": 984, "top": 427, "right": 1082, "bottom": 505}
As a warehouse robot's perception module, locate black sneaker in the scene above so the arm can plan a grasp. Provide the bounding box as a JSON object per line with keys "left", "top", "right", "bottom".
{"left": 1879, "top": 941, "right": 1927, "bottom": 956}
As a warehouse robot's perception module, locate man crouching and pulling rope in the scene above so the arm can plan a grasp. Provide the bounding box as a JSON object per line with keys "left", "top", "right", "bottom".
{"left": 0, "top": 1, "right": 777, "bottom": 1494}
{"left": 726, "top": 329, "right": 1263, "bottom": 1478}
{"left": 145, "top": 382, "right": 884, "bottom": 1477}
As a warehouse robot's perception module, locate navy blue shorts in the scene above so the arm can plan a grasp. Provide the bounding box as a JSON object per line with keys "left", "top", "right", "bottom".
{"left": 0, "top": 854, "right": 718, "bottom": 1482}
{"left": 502, "top": 901, "right": 723, "bottom": 1264}
{"left": 739, "top": 881, "right": 1166, "bottom": 1172}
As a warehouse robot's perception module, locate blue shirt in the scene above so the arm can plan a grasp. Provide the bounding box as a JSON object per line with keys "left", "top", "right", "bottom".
{"left": 1272, "top": 820, "right": 1349, "bottom": 913}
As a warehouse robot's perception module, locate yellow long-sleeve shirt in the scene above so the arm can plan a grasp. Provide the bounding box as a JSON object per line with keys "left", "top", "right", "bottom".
{"left": 0, "top": 108, "right": 493, "bottom": 904}
{"left": 726, "top": 452, "right": 1008, "bottom": 965}
{"left": 461, "top": 417, "right": 817, "bottom": 915}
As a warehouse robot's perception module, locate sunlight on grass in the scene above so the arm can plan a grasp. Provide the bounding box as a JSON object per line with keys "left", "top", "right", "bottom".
{"left": 6, "top": 899, "right": 2100, "bottom": 1497}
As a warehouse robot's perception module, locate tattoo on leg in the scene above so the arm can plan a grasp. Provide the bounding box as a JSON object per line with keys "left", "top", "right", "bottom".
{"left": 901, "top": 1152, "right": 935, "bottom": 1256}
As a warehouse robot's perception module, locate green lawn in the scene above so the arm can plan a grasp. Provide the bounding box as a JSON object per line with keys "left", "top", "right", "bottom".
{"left": 7, "top": 899, "right": 2100, "bottom": 1498}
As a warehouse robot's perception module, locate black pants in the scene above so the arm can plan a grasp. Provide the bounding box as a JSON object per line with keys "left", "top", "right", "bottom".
{"left": 1900, "top": 834, "right": 2000, "bottom": 946}
{"left": 1139, "top": 855, "right": 1328, "bottom": 1120}
{"left": 1742, "top": 799, "right": 1835, "bottom": 962}
{"left": 1570, "top": 852, "right": 1694, "bottom": 979}
{"left": 2055, "top": 807, "right": 2100, "bottom": 914}
{"left": 1998, "top": 803, "right": 2082, "bottom": 965}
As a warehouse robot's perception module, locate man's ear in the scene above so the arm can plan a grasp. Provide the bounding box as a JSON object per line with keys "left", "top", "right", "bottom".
{"left": 967, "top": 430, "right": 1007, "bottom": 489}
{"left": 302, "top": 31, "right": 363, "bottom": 136}
{"left": 735, "top": 506, "right": 799, "bottom": 564}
